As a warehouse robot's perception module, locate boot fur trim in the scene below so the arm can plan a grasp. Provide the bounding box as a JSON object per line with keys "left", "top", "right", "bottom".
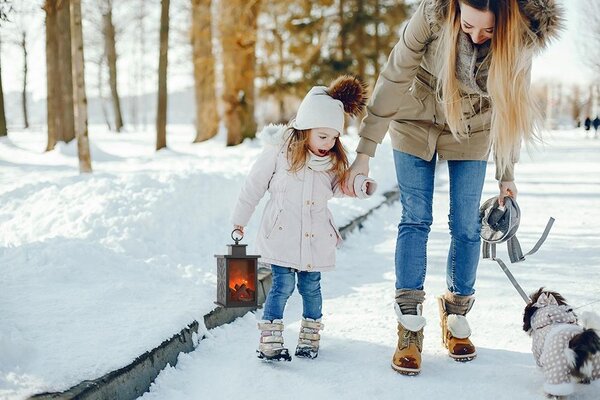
{"left": 447, "top": 314, "right": 471, "bottom": 339}
{"left": 395, "top": 303, "right": 426, "bottom": 331}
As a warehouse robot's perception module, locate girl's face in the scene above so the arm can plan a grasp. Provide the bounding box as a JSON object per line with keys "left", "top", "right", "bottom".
{"left": 459, "top": 2, "right": 495, "bottom": 45}
{"left": 307, "top": 127, "right": 339, "bottom": 157}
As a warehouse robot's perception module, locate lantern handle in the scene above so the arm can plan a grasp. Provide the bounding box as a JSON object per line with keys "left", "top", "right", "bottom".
{"left": 231, "top": 229, "right": 244, "bottom": 244}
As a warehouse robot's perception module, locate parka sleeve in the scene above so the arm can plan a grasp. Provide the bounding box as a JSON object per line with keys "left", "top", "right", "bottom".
{"left": 230, "top": 145, "right": 280, "bottom": 227}
{"left": 356, "top": 0, "right": 434, "bottom": 157}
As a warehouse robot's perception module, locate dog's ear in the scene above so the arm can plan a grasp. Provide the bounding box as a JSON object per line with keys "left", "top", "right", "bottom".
{"left": 545, "top": 290, "right": 569, "bottom": 306}
{"left": 523, "top": 287, "right": 545, "bottom": 332}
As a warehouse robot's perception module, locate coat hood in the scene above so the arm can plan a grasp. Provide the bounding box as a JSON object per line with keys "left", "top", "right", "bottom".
{"left": 257, "top": 123, "right": 289, "bottom": 147}
{"left": 423, "top": 0, "right": 565, "bottom": 49}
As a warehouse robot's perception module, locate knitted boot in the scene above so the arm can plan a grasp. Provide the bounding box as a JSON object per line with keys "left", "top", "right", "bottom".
{"left": 257, "top": 319, "right": 291, "bottom": 361}
{"left": 437, "top": 292, "right": 476, "bottom": 362}
{"left": 295, "top": 318, "right": 324, "bottom": 359}
{"left": 391, "top": 289, "right": 426, "bottom": 375}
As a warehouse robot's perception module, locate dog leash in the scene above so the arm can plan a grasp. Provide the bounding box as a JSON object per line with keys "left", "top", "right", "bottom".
{"left": 481, "top": 195, "right": 555, "bottom": 304}
{"left": 573, "top": 298, "right": 600, "bottom": 310}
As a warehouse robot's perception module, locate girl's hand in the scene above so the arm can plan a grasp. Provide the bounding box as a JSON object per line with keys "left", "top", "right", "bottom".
{"left": 233, "top": 225, "right": 245, "bottom": 235}
{"left": 498, "top": 181, "right": 518, "bottom": 206}
{"left": 343, "top": 153, "right": 370, "bottom": 196}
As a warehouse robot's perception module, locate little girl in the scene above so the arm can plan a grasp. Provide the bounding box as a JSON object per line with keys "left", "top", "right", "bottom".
{"left": 231, "top": 75, "right": 376, "bottom": 361}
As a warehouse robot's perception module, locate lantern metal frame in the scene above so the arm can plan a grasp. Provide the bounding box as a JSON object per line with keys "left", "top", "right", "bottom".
{"left": 214, "top": 229, "right": 260, "bottom": 308}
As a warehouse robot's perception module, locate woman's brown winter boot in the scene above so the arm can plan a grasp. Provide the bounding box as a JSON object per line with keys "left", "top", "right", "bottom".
{"left": 437, "top": 292, "right": 476, "bottom": 362}
{"left": 391, "top": 303, "right": 426, "bottom": 375}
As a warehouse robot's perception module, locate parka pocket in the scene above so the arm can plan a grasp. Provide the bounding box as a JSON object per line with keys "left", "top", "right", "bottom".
{"left": 265, "top": 208, "right": 282, "bottom": 238}
{"left": 328, "top": 218, "right": 343, "bottom": 248}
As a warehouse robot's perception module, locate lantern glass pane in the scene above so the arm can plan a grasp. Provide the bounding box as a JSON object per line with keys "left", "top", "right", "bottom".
{"left": 227, "top": 259, "right": 256, "bottom": 304}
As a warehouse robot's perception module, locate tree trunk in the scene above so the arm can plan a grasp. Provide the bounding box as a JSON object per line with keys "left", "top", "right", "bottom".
{"left": 103, "top": 2, "right": 124, "bottom": 132}
{"left": 355, "top": 0, "right": 366, "bottom": 80}
{"left": 338, "top": 0, "right": 346, "bottom": 61}
{"left": 374, "top": 0, "right": 380, "bottom": 78}
{"left": 191, "top": 0, "right": 218, "bottom": 143}
{"left": 70, "top": 0, "right": 92, "bottom": 173}
{"left": 0, "top": 33, "right": 7, "bottom": 137}
{"left": 20, "top": 31, "right": 29, "bottom": 129}
{"left": 97, "top": 57, "right": 112, "bottom": 131}
{"left": 220, "top": 0, "right": 260, "bottom": 146}
{"left": 156, "top": 0, "right": 169, "bottom": 150}
{"left": 57, "top": 0, "right": 75, "bottom": 143}
{"left": 44, "top": 0, "right": 60, "bottom": 150}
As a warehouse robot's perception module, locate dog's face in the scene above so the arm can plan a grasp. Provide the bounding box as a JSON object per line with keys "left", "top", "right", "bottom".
{"left": 523, "top": 287, "right": 576, "bottom": 333}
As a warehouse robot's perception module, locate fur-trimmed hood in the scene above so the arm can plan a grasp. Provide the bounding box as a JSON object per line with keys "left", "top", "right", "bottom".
{"left": 423, "top": 0, "right": 565, "bottom": 49}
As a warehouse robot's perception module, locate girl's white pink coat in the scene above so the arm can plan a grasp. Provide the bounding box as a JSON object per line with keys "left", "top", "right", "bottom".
{"left": 231, "top": 125, "right": 375, "bottom": 272}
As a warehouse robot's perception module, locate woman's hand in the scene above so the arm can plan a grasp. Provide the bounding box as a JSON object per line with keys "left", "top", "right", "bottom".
{"left": 233, "top": 225, "right": 245, "bottom": 235}
{"left": 498, "top": 181, "right": 518, "bottom": 206}
{"left": 343, "top": 153, "right": 370, "bottom": 196}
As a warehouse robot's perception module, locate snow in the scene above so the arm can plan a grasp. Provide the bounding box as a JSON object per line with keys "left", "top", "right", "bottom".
{"left": 1, "top": 127, "right": 599, "bottom": 399}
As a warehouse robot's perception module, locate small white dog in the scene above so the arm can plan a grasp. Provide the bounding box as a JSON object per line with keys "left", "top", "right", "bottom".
{"left": 523, "top": 288, "right": 600, "bottom": 398}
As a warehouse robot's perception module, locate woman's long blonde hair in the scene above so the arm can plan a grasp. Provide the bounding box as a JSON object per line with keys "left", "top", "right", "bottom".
{"left": 437, "top": 0, "right": 541, "bottom": 177}
{"left": 286, "top": 127, "right": 349, "bottom": 185}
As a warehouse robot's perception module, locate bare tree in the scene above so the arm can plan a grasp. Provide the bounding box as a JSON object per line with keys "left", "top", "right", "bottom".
{"left": 579, "top": 0, "right": 600, "bottom": 78}
{"left": 0, "top": 33, "right": 6, "bottom": 137}
{"left": 156, "top": 0, "right": 170, "bottom": 150}
{"left": 70, "top": 0, "right": 92, "bottom": 172}
{"left": 102, "top": 0, "right": 124, "bottom": 132}
{"left": 4, "top": 1, "right": 39, "bottom": 129}
{"left": 19, "top": 29, "right": 28, "bottom": 128}
{"left": 191, "top": 0, "right": 218, "bottom": 142}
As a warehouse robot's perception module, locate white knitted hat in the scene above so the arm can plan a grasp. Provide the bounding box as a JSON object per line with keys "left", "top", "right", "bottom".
{"left": 292, "top": 86, "right": 345, "bottom": 134}
{"left": 291, "top": 75, "right": 367, "bottom": 135}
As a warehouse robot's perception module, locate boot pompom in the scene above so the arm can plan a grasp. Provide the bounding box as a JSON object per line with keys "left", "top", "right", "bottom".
{"left": 326, "top": 75, "right": 368, "bottom": 117}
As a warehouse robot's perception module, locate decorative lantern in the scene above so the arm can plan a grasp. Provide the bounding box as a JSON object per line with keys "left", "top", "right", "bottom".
{"left": 214, "top": 229, "right": 260, "bottom": 308}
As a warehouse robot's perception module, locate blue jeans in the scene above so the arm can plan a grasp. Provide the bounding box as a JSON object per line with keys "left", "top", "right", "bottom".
{"left": 262, "top": 265, "right": 323, "bottom": 321}
{"left": 393, "top": 150, "right": 487, "bottom": 296}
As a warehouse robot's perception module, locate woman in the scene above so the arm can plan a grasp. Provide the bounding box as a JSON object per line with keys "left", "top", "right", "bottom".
{"left": 343, "top": 0, "right": 563, "bottom": 375}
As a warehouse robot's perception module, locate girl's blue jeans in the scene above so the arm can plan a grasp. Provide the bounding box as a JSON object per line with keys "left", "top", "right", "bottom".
{"left": 393, "top": 150, "right": 487, "bottom": 296}
{"left": 262, "top": 265, "right": 322, "bottom": 321}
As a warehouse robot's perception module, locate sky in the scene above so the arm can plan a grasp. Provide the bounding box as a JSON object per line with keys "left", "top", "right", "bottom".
{"left": 0, "top": 0, "right": 594, "bottom": 103}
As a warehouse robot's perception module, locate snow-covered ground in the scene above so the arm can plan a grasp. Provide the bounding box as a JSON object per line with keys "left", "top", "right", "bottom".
{"left": 0, "top": 124, "right": 396, "bottom": 399}
{"left": 1, "top": 126, "right": 599, "bottom": 399}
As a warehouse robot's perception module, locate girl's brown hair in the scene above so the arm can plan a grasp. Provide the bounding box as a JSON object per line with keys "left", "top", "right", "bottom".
{"left": 285, "top": 127, "right": 349, "bottom": 186}
{"left": 437, "top": 0, "right": 541, "bottom": 178}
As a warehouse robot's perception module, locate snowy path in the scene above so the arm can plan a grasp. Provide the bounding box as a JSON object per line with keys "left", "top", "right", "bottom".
{"left": 139, "top": 134, "right": 600, "bottom": 400}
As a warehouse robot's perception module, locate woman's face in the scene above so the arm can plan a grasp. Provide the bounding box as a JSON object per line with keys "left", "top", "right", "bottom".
{"left": 459, "top": 2, "right": 495, "bottom": 45}
{"left": 307, "top": 127, "right": 339, "bottom": 157}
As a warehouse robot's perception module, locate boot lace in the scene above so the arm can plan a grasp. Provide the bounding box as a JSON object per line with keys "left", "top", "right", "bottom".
{"left": 400, "top": 329, "right": 423, "bottom": 350}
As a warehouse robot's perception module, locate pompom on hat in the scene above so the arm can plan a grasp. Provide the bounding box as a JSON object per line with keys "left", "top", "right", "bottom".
{"left": 292, "top": 75, "right": 368, "bottom": 134}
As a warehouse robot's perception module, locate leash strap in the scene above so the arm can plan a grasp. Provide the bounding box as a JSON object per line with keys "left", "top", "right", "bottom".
{"left": 482, "top": 217, "right": 555, "bottom": 303}
{"left": 507, "top": 217, "right": 555, "bottom": 263}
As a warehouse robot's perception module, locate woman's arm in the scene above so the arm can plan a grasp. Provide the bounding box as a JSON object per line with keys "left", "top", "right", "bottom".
{"left": 344, "top": 0, "right": 433, "bottom": 195}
